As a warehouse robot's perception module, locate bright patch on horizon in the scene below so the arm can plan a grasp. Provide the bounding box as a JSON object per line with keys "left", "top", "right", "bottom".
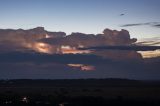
{"left": 68, "top": 64, "right": 95, "bottom": 71}
{"left": 138, "top": 50, "right": 160, "bottom": 58}
{"left": 137, "top": 37, "right": 160, "bottom": 58}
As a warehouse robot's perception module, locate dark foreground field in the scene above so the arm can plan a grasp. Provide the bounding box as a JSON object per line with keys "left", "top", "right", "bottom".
{"left": 0, "top": 79, "right": 160, "bottom": 106}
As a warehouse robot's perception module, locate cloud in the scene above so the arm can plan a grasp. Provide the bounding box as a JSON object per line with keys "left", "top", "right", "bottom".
{"left": 0, "top": 52, "right": 159, "bottom": 80}
{"left": 102, "top": 29, "right": 137, "bottom": 45}
{"left": 0, "top": 27, "right": 66, "bottom": 53}
{"left": 42, "top": 28, "right": 137, "bottom": 46}
{"left": 121, "top": 22, "right": 160, "bottom": 28}
{"left": 121, "top": 23, "right": 150, "bottom": 27}
{"left": 79, "top": 45, "right": 160, "bottom": 60}
{"left": 0, "top": 27, "right": 137, "bottom": 51}
{"left": 0, "top": 52, "right": 109, "bottom": 65}
{"left": 153, "top": 24, "right": 160, "bottom": 28}
{"left": 0, "top": 27, "right": 160, "bottom": 80}
{"left": 40, "top": 28, "right": 143, "bottom": 60}
{"left": 79, "top": 45, "right": 160, "bottom": 51}
{"left": 0, "top": 27, "right": 143, "bottom": 61}
{"left": 120, "top": 14, "right": 125, "bottom": 16}
{"left": 136, "top": 37, "right": 160, "bottom": 46}
{"left": 135, "top": 37, "right": 160, "bottom": 58}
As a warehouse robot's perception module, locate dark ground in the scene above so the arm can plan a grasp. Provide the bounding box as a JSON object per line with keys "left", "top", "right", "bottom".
{"left": 0, "top": 79, "right": 160, "bottom": 106}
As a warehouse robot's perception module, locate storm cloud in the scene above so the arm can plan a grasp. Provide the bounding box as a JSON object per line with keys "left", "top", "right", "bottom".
{"left": 0, "top": 51, "right": 159, "bottom": 80}
{"left": 40, "top": 28, "right": 143, "bottom": 60}
{"left": 79, "top": 45, "right": 160, "bottom": 51}
{"left": 0, "top": 27, "right": 143, "bottom": 60}
{"left": 0, "top": 27, "right": 160, "bottom": 80}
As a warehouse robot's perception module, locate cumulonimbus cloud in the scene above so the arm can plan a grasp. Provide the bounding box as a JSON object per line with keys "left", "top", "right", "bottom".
{"left": 41, "top": 28, "right": 143, "bottom": 60}
{"left": 0, "top": 27, "right": 160, "bottom": 79}
{"left": 1, "top": 27, "right": 159, "bottom": 61}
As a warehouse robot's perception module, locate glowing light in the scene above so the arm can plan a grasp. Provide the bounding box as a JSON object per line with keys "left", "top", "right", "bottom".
{"left": 81, "top": 65, "right": 95, "bottom": 71}
{"left": 138, "top": 50, "right": 160, "bottom": 58}
{"left": 45, "top": 34, "right": 51, "bottom": 38}
{"left": 21, "top": 97, "right": 28, "bottom": 103}
{"left": 61, "top": 45, "right": 90, "bottom": 54}
{"left": 68, "top": 64, "right": 83, "bottom": 67}
{"left": 61, "top": 45, "right": 71, "bottom": 49}
{"left": 68, "top": 64, "right": 95, "bottom": 71}
{"left": 25, "top": 42, "right": 55, "bottom": 54}
{"left": 34, "top": 42, "right": 53, "bottom": 54}
{"left": 59, "top": 102, "right": 68, "bottom": 106}
{"left": 5, "top": 101, "right": 12, "bottom": 104}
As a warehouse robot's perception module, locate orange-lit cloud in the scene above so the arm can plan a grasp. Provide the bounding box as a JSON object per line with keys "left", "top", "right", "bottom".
{"left": 31, "top": 42, "right": 54, "bottom": 54}
{"left": 60, "top": 45, "right": 90, "bottom": 54}
{"left": 68, "top": 64, "right": 95, "bottom": 71}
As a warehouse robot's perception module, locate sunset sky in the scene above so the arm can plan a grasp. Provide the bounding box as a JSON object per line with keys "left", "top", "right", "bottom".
{"left": 0, "top": 0, "right": 160, "bottom": 80}
{"left": 0, "top": 0, "right": 160, "bottom": 38}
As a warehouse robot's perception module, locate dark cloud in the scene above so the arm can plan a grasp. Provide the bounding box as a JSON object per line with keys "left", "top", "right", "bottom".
{"left": 79, "top": 45, "right": 160, "bottom": 51}
{"left": 121, "top": 23, "right": 150, "bottom": 27}
{"left": 42, "top": 28, "right": 137, "bottom": 46}
{"left": 120, "top": 14, "right": 125, "bottom": 16}
{"left": 153, "top": 24, "right": 160, "bottom": 28}
{"left": 78, "top": 45, "right": 160, "bottom": 61}
{"left": 0, "top": 52, "right": 109, "bottom": 65}
{"left": 94, "top": 50, "right": 142, "bottom": 61}
{"left": 0, "top": 52, "right": 159, "bottom": 80}
{"left": 121, "top": 22, "right": 160, "bottom": 28}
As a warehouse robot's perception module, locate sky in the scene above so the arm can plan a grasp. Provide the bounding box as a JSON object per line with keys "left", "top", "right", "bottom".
{"left": 0, "top": 0, "right": 160, "bottom": 80}
{"left": 0, "top": 0, "right": 160, "bottom": 38}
